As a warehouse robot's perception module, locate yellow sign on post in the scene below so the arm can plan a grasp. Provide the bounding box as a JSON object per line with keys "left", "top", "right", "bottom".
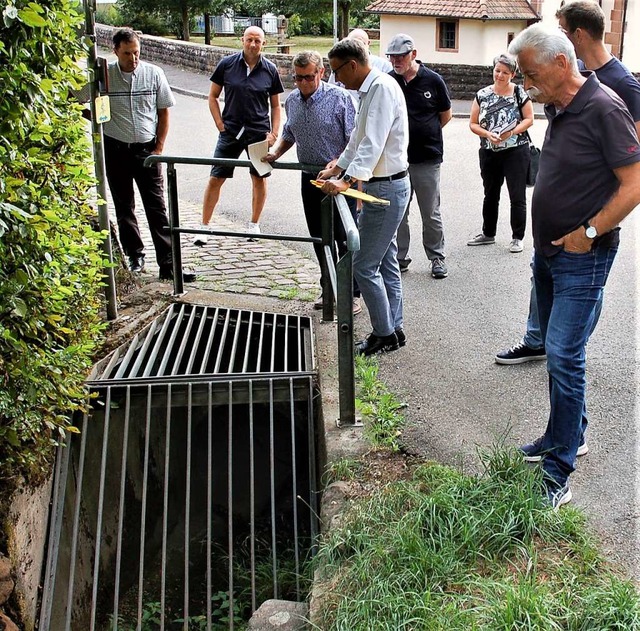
{"left": 94, "top": 95, "right": 111, "bottom": 124}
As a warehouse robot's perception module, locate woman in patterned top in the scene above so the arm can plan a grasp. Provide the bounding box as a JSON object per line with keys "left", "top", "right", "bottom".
{"left": 468, "top": 53, "right": 535, "bottom": 253}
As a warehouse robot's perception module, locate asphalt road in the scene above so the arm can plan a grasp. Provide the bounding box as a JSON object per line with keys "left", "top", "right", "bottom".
{"left": 161, "top": 83, "right": 639, "bottom": 580}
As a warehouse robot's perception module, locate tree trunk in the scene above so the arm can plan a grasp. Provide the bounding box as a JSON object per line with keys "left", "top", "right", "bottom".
{"left": 204, "top": 12, "right": 211, "bottom": 45}
{"left": 338, "top": 3, "right": 350, "bottom": 40}
{"left": 181, "top": 3, "right": 190, "bottom": 41}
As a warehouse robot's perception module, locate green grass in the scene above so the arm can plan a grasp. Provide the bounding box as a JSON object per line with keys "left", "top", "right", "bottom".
{"left": 355, "top": 354, "right": 406, "bottom": 451}
{"left": 186, "top": 34, "right": 382, "bottom": 57}
{"left": 313, "top": 448, "right": 640, "bottom": 630}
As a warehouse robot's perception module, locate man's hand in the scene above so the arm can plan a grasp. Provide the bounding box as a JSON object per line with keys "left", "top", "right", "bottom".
{"left": 318, "top": 177, "right": 349, "bottom": 196}
{"left": 151, "top": 142, "right": 164, "bottom": 155}
{"left": 262, "top": 152, "right": 278, "bottom": 163}
{"left": 266, "top": 131, "right": 278, "bottom": 147}
{"left": 551, "top": 227, "right": 593, "bottom": 253}
{"left": 216, "top": 122, "right": 225, "bottom": 133}
{"left": 318, "top": 165, "right": 342, "bottom": 181}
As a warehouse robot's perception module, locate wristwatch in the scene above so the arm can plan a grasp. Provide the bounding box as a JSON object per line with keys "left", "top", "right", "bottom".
{"left": 341, "top": 173, "right": 354, "bottom": 184}
{"left": 583, "top": 220, "right": 598, "bottom": 239}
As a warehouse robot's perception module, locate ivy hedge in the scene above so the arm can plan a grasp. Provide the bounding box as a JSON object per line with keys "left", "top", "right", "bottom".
{"left": 0, "top": 0, "right": 106, "bottom": 482}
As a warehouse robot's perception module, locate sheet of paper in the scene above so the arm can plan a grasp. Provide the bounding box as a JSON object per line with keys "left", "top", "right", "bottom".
{"left": 248, "top": 140, "right": 272, "bottom": 177}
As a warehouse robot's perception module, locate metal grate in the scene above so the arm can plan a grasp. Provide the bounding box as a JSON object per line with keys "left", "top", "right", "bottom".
{"left": 91, "top": 304, "right": 315, "bottom": 382}
{"left": 40, "top": 305, "right": 319, "bottom": 630}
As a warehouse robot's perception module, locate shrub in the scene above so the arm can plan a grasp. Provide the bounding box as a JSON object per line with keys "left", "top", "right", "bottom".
{"left": 0, "top": 0, "right": 106, "bottom": 482}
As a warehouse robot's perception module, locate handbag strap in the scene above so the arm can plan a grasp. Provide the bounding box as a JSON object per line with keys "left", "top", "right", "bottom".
{"left": 514, "top": 85, "right": 533, "bottom": 144}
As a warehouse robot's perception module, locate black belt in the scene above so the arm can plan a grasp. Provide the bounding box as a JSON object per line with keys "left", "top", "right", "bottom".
{"left": 105, "top": 136, "right": 156, "bottom": 150}
{"left": 369, "top": 170, "right": 408, "bottom": 183}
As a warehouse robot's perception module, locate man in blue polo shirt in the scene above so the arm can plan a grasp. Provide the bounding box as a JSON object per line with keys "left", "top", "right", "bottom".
{"left": 387, "top": 33, "right": 452, "bottom": 279}
{"left": 195, "top": 26, "right": 283, "bottom": 244}
{"left": 496, "top": 0, "right": 640, "bottom": 365}
{"left": 508, "top": 24, "right": 640, "bottom": 509}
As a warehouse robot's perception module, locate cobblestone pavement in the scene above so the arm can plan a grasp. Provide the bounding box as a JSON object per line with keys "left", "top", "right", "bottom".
{"left": 110, "top": 196, "right": 321, "bottom": 302}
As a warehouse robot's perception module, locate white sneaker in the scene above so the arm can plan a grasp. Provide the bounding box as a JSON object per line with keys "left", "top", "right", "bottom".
{"left": 193, "top": 223, "right": 209, "bottom": 246}
{"left": 509, "top": 239, "right": 523, "bottom": 253}
{"left": 246, "top": 221, "right": 260, "bottom": 241}
{"left": 352, "top": 297, "right": 362, "bottom": 315}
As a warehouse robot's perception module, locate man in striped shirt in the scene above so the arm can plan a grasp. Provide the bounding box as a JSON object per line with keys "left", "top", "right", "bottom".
{"left": 102, "top": 28, "right": 194, "bottom": 282}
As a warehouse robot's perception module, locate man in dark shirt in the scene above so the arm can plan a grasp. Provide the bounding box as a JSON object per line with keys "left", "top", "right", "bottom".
{"left": 496, "top": 0, "right": 640, "bottom": 365}
{"left": 195, "top": 26, "right": 283, "bottom": 244}
{"left": 387, "top": 34, "right": 452, "bottom": 279}
{"left": 508, "top": 24, "right": 640, "bottom": 508}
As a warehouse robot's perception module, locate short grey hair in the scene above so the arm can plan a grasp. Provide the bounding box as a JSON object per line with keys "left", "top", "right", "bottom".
{"left": 293, "top": 50, "right": 323, "bottom": 71}
{"left": 327, "top": 38, "right": 368, "bottom": 66}
{"left": 493, "top": 53, "right": 517, "bottom": 73}
{"left": 508, "top": 23, "right": 578, "bottom": 72}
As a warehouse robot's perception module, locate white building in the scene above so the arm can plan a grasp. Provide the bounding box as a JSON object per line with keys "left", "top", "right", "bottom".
{"left": 367, "top": 0, "right": 639, "bottom": 72}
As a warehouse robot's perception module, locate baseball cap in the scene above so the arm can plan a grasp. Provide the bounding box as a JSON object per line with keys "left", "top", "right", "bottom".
{"left": 386, "top": 34, "right": 415, "bottom": 55}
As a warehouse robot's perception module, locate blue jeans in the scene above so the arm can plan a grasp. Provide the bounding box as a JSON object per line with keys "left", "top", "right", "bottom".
{"left": 533, "top": 245, "right": 617, "bottom": 485}
{"left": 524, "top": 257, "right": 604, "bottom": 351}
{"left": 356, "top": 177, "right": 411, "bottom": 337}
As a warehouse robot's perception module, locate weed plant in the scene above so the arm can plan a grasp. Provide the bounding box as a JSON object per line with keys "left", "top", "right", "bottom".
{"left": 313, "top": 448, "right": 640, "bottom": 629}
{"left": 355, "top": 355, "right": 405, "bottom": 451}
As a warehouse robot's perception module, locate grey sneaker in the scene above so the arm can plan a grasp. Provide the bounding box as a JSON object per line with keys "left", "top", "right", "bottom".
{"left": 246, "top": 221, "right": 260, "bottom": 241}
{"left": 352, "top": 297, "right": 362, "bottom": 315}
{"left": 467, "top": 233, "right": 495, "bottom": 246}
{"left": 431, "top": 257, "right": 448, "bottom": 279}
{"left": 546, "top": 481, "right": 572, "bottom": 511}
{"left": 509, "top": 239, "right": 524, "bottom": 253}
{"left": 520, "top": 435, "right": 589, "bottom": 462}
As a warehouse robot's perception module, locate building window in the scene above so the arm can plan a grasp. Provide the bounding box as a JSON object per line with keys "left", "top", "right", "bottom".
{"left": 507, "top": 32, "right": 515, "bottom": 45}
{"left": 436, "top": 19, "right": 458, "bottom": 52}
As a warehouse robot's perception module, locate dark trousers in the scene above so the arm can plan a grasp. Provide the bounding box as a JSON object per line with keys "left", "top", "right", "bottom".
{"left": 300, "top": 172, "right": 359, "bottom": 297}
{"left": 479, "top": 143, "right": 529, "bottom": 240}
{"left": 104, "top": 135, "right": 173, "bottom": 267}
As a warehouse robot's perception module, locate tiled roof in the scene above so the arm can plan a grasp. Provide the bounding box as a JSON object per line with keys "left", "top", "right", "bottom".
{"left": 365, "top": 0, "right": 539, "bottom": 20}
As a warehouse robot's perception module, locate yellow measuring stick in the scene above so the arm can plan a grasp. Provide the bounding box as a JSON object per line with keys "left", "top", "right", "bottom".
{"left": 310, "top": 180, "right": 390, "bottom": 206}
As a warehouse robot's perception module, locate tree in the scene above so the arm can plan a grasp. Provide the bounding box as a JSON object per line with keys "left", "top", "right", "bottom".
{"left": 118, "top": 0, "right": 227, "bottom": 40}
{"left": 256, "top": 0, "right": 371, "bottom": 39}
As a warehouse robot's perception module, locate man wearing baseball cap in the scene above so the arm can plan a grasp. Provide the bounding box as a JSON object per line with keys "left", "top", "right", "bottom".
{"left": 387, "top": 33, "right": 452, "bottom": 279}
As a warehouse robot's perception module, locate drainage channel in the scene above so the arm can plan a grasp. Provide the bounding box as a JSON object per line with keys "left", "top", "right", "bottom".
{"left": 39, "top": 304, "right": 320, "bottom": 630}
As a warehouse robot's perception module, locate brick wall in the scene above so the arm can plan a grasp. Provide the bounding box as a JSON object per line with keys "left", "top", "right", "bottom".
{"left": 96, "top": 25, "right": 638, "bottom": 99}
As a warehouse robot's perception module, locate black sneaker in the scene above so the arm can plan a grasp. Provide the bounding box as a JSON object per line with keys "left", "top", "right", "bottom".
{"left": 395, "top": 328, "right": 407, "bottom": 347}
{"left": 495, "top": 341, "right": 546, "bottom": 365}
{"left": 431, "top": 257, "right": 448, "bottom": 279}
{"left": 128, "top": 254, "right": 145, "bottom": 274}
{"left": 158, "top": 266, "right": 196, "bottom": 283}
{"left": 520, "top": 435, "right": 589, "bottom": 462}
{"left": 355, "top": 332, "right": 399, "bottom": 356}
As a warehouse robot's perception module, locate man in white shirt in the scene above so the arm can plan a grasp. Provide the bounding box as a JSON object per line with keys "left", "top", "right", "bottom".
{"left": 319, "top": 38, "right": 410, "bottom": 356}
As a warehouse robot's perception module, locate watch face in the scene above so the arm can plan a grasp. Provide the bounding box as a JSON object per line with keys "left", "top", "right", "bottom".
{"left": 586, "top": 226, "right": 597, "bottom": 239}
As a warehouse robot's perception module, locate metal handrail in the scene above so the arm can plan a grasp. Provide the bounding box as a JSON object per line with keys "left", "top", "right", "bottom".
{"left": 144, "top": 154, "right": 360, "bottom": 425}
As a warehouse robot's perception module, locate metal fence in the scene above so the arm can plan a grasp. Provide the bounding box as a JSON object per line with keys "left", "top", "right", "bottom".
{"left": 145, "top": 154, "right": 359, "bottom": 427}
{"left": 39, "top": 305, "right": 319, "bottom": 630}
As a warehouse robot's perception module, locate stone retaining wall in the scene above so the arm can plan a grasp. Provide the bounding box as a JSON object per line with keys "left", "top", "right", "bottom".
{"left": 96, "top": 24, "right": 493, "bottom": 98}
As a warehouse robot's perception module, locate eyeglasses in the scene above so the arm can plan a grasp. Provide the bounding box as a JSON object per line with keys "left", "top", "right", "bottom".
{"left": 332, "top": 59, "right": 352, "bottom": 77}
{"left": 293, "top": 72, "right": 318, "bottom": 82}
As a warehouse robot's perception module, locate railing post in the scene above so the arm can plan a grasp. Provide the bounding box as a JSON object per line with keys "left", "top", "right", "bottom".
{"left": 334, "top": 195, "right": 359, "bottom": 426}
{"left": 336, "top": 249, "right": 356, "bottom": 425}
{"left": 320, "top": 196, "right": 335, "bottom": 322}
{"left": 166, "top": 163, "right": 184, "bottom": 296}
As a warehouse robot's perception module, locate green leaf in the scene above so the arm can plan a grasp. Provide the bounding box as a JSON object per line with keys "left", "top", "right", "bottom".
{"left": 18, "top": 8, "right": 47, "bottom": 27}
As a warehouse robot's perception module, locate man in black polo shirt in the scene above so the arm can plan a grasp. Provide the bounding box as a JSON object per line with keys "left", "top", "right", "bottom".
{"left": 508, "top": 24, "right": 640, "bottom": 509}
{"left": 195, "top": 26, "right": 283, "bottom": 244}
{"left": 387, "top": 34, "right": 452, "bottom": 279}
